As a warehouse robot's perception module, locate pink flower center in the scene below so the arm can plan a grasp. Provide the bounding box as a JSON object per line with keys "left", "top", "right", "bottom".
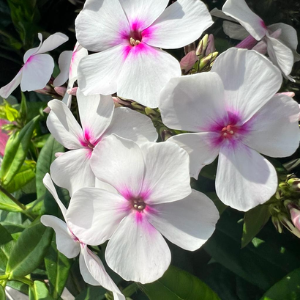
{"left": 129, "top": 30, "right": 142, "bottom": 46}
{"left": 130, "top": 197, "right": 146, "bottom": 212}
{"left": 221, "top": 124, "right": 238, "bottom": 139}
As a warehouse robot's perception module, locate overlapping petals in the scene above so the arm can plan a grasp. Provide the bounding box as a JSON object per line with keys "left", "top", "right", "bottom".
{"left": 160, "top": 48, "right": 300, "bottom": 211}
{"left": 0, "top": 33, "right": 68, "bottom": 98}
{"left": 66, "top": 135, "right": 219, "bottom": 283}
{"left": 77, "top": 0, "right": 213, "bottom": 107}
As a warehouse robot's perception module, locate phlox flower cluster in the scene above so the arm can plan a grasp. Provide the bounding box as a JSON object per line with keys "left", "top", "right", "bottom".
{"left": 1, "top": 0, "right": 299, "bottom": 298}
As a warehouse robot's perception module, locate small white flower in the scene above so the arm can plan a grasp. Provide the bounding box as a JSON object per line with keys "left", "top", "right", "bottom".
{"left": 40, "top": 174, "right": 125, "bottom": 300}
{"left": 47, "top": 88, "right": 157, "bottom": 195}
{"left": 0, "top": 33, "right": 68, "bottom": 98}
{"left": 76, "top": 0, "right": 213, "bottom": 107}
{"left": 159, "top": 48, "right": 300, "bottom": 211}
{"left": 66, "top": 135, "right": 219, "bottom": 284}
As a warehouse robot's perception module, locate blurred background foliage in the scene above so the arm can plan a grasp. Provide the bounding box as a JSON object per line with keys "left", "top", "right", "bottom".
{"left": 0, "top": 0, "right": 300, "bottom": 300}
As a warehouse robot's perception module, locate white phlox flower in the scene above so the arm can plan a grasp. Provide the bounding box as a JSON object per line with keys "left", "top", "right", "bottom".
{"left": 53, "top": 42, "right": 88, "bottom": 107}
{"left": 40, "top": 174, "right": 125, "bottom": 300}
{"left": 76, "top": 0, "right": 213, "bottom": 107}
{"left": 65, "top": 135, "right": 219, "bottom": 284}
{"left": 0, "top": 33, "right": 68, "bottom": 98}
{"left": 159, "top": 48, "right": 300, "bottom": 212}
{"left": 211, "top": 0, "right": 300, "bottom": 81}
{"left": 47, "top": 88, "right": 157, "bottom": 196}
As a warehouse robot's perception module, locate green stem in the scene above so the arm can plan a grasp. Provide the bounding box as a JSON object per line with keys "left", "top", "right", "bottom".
{"left": 123, "top": 283, "right": 139, "bottom": 297}
{"left": 12, "top": 276, "right": 34, "bottom": 288}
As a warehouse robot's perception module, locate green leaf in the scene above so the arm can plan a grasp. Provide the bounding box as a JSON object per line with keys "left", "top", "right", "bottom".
{"left": 3, "top": 101, "right": 19, "bottom": 122}
{"left": 75, "top": 286, "right": 107, "bottom": 300}
{"left": 32, "top": 134, "right": 50, "bottom": 148}
{"left": 5, "top": 160, "right": 36, "bottom": 193}
{"left": 0, "top": 190, "right": 23, "bottom": 212}
{"left": 19, "top": 93, "right": 27, "bottom": 124}
{"left": 0, "top": 284, "right": 5, "bottom": 300}
{"left": 241, "top": 204, "right": 270, "bottom": 248}
{"left": 45, "top": 237, "right": 71, "bottom": 299}
{"left": 0, "top": 239, "right": 16, "bottom": 273}
{"left": 0, "top": 116, "right": 39, "bottom": 186}
{"left": 139, "top": 266, "right": 221, "bottom": 300}
{"left": 6, "top": 220, "right": 53, "bottom": 277}
{"left": 260, "top": 268, "right": 300, "bottom": 300}
{"left": 36, "top": 135, "right": 64, "bottom": 200}
{"left": 29, "top": 281, "right": 54, "bottom": 300}
{"left": 0, "top": 224, "right": 13, "bottom": 246}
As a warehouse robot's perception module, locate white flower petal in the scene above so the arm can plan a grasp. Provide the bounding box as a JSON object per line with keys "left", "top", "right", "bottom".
{"left": 141, "top": 141, "right": 191, "bottom": 205}
{"left": 69, "top": 44, "right": 88, "bottom": 86}
{"left": 216, "top": 143, "right": 277, "bottom": 211}
{"left": 67, "top": 188, "right": 129, "bottom": 246}
{"left": 53, "top": 51, "right": 73, "bottom": 87}
{"left": 20, "top": 54, "right": 54, "bottom": 92}
{"left": 23, "top": 33, "right": 43, "bottom": 63}
{"left": 147, "top": 190, "right": 219, "bottom": 251}
{"left": 50, "top": 149, "right": 95, "bottom": 196}
{"left": 168, "top": 133, "right": 220, "bottom": 179}
{"left": 222, "top": 0, "right": 267, "bottom": 40}
{"left": 47, "top": 100, "right": 83, "bottom": 149}
{"left": 0, "top": 70, "right": 23, "bottom": 98}
{"left": 80, "top": 245, "right": 125, "bottom": 299}
{"left": 223, "top": 21, "right": 249, "bottom": 40}
{"left": 159, "top": 72, "right": 226, "bottom": 131}
{"left": 77, "top": 88, "right": 114, "bottom": 144}
{"left": 118, "top": 45, "right": 181, "bottom": 107}
{"left": 244, "top": 94, "right": 300, "bottom": 157}
{"left": 104, "top": 107, "right": 157, "bottom": 144}
{"left": 36, "top": 32, "right": 69, "bottom": 55}
{"left": 106, "top": 212, "right": 171, "bottom": 284}
{"left": 211, "top": 48, "right": 282, "bottom": 122}
{"left": 268, "top": 23, "right": 300, "bottom": 61}
{"left": 43, "top": 173, "right": 67, "bottom": 218}
{"left": 120, "top": 0, "right": 168, "bottom": 30}
{"left": 79, "top": 250, "right": 99, "bottom": 286}
{"left": 95, "top": 179, "right": 118, "bottom": 194}
{"left": 41, "top": 215, "right": 80, "bottom": 258}
{"left": 75, "top": 0, "right": 130, "bottom": 52}
{"left": 78, "top": 45, "right": 125, "bottom": 96}
{"left": 266, "top": 35, "right": 294, "bottom": 77}
{"left": 252, "top": 40, "right": 267, "bottom": 54}
{"left": 145, "top": 0, "right": 213, "bottom": 49}
{"left": 210, "top": 8, "right": 236, "bottom": 22}
{"left": 91, "top": 135, "right": 145, "bottom": 198}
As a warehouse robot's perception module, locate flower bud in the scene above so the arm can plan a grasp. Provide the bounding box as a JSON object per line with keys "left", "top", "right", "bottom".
{"left": 67, "top": 87, "right": 78, "bottom": 96}
{"left": 43, "top": 106, "right": 51, "bottom": 114}
{"left": 54, "top": 86, "right": 67, "bottom": 97}
{"left": 196, "top": 34, "right": 209, "bottom": 56}
{"left": 205, "top": 34, "right": 215, "bottom": 56}
{"left": 180, "top": 51, "right": 198, "bottom": 73}
{"left": 287, "top": 177, "right": 300, "bottom": 192}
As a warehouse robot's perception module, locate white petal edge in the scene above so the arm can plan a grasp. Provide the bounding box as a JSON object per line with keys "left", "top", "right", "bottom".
{"left": 53, "top": 51, "right": 73, "bottom": 87}
{"left": 0, "top": 70, "right": 23, "bottom": 99}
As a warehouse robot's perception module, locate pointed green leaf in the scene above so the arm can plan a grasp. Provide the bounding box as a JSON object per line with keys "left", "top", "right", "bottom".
{"left": 139, "top": 266, "right": 221, "bottom": 300}
{"left": 0, "top": 116, "right": 39, "bottom": 186}
{"left": 0, "top": 224, "right": 12, "bottom": 246}
{"left": 0, "top": 190, "right": 23, "bottom": 212}
{"left": 29, "top": 281, "right": 54, "bottom": 300}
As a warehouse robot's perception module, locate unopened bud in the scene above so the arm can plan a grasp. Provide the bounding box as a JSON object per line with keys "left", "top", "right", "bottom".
{"left": 205, "top": 34, "right": 215, "bottom": 56}
{"left": 180, "top": 51, "right": 198, "bottom": 73}
{"left": 287, "top": 177, "right": 300, "bottom": 192}
{"left": 43, "top": 106, "right": 51, "bottom": 114}
{"left": 196, "top": 34, "right": 209, "bottom": 56}
{"left": 145, "top": 107, "right": 160, "bottom": 119}
{"left": 272, "top": 215, "right": 283, "bottom": 233}
{"left": 67, "top": 87, "right": 78, "bottom": 96}
{"left": 199, "top": 52, "right": 218, "bottom": 71}
{"left": 35, "top": 85, "right": 52, "bottom": 95}
{"left": 236, "top": 35, "right": 257, "bottom": 50}
{"left": 54, "top": 86, "right": 67, "bottom": 96}
{"left": 131, "top": 102, "right": 145, "bottom": 111}
{"left": 184, "top": 42, "right": 195, "bottom": 55}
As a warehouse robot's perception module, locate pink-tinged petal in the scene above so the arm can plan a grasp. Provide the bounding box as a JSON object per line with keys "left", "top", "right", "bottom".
{"left": 180, "top": 51, "right": 198, "bottom": 72}
{"left": 106, "top": 212, "right": 171, "bottom": 284}
{"left": 210, "top": 8, "right": 236, "bottom": 22}
{"left": 67, "top": 188, "right": 129, "bottom": 246}
{"left": 266, "top": 35, "right": 294, "bottom": 77}
{"left": 223, "top": 21, "right": 249, "bottom": 40}
{"left": 43, "top": 173, "right": 67, "bottom": 219}
{"left": 147, "top": 190, "right": 219, "bottom": 251}
{"left": 118, "top": 45, "right": 181, "bottom": 108}
{"left": 47, "top": 100, "right": 83, "bottom": 149}
{"left": 290, "top": 208, "right": 300, "bottom": 231}
{"left": 244, "top": 94, "right": 300, "bottom": 157}
{"left": 78, "top": 45, "right": 126, "bottom": 96}
{"left": 222, "top": 0, "right": 267, "bottom": 40}
{"left": 53, "top": 51, "right": 73, "bottom": 87}
{"left": 140, "top": 141, "right": 191, "bottom": 205}
{"left": 77, "top": 88, "right": 114, "bottom": 145}
{"left": 91, "top": 135, "right": 145, "bottom": 198}
{"left": 0, "top": 69, "right": 22, "bottom": 99}
{"left": 120, "top": 0, "right": 168, "bottom": 31}
{"left": 0, "top": 119, "right": 9, "bottom": 157}
{"left": 216, "top": 143, "right": 277, "bottom": 211}
{"left": 160, "top": 72, "right": 226, "bottom": 132}
{"left": 168, "top": 133, "right": 220, "bottom": 179}
{"left": 41, "top": 215, "right": 80, "bottom": 258}
{"left": 23, "top": 33, "right": 43, "bottom": 63}
{"left": 268, "top": 23, "right": 300, "bottom": 62}
{"left": 50, "top": 149, "right": 95, "bottom": 196}
{"left": 212, "top": 48, "right": 282, "bottom": 123}
{"left": 20, "top": 54, "right": 54, "bottom": 92}
{"left": 236, "top": 35, "right": 258, "bottom": 49}
{"left": 80, "top": 245, "right": 125, "bottom": 299}
{"left": 69, "top": 43, "right": 88, "bottom": 87}
{"left": 144, "top": 0, "right": 213, "bottom": 49}
{"left": 103, "top": 107, "right": 158, "bottom": 144}
{"left": 75, "top": 0, "right": 130, "bottom": 52}
{"left": 36, "top": 32, "right": 69, "bottom": 55}
{"left": 252, "top": 40, "right": 267, "bottom": 54}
